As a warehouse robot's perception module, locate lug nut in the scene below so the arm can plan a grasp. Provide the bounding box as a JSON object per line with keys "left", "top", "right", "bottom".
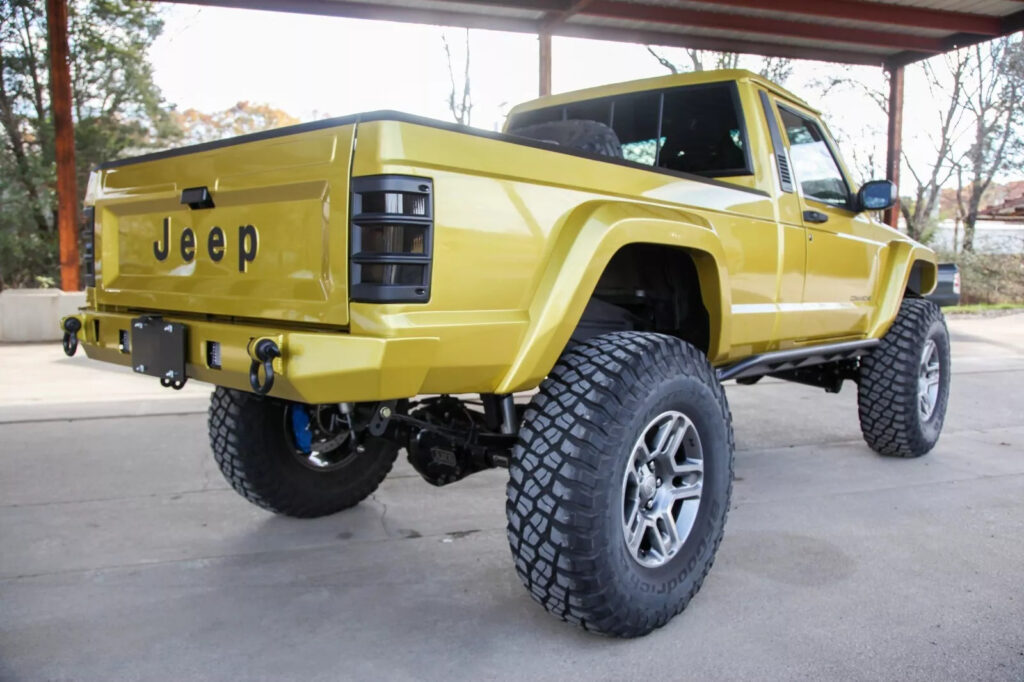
{"left": 656, "top": 478, "right": 662, "bottom": 487}
{"left": 645, "top": 499, "right": 654, "bottom": 509}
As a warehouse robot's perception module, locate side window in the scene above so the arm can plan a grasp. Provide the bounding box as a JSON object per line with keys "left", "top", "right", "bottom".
{"left": 778, "top": 108, "right": 850, "bottom": 207}
{"left": 659, "top": 84, "right": 749, "bottom": 176}
{"left": 610, "top": 92, "right": 661, "bottom": 166}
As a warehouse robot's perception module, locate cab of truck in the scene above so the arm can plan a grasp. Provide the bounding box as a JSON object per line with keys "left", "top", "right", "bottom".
{"left": 507, "top": 70, "right": 929, "bottom": 351}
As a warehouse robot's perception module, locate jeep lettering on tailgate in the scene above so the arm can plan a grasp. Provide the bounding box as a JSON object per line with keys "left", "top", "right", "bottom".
{"left": 153, "top": 217, "right": 259, "bottom": 272}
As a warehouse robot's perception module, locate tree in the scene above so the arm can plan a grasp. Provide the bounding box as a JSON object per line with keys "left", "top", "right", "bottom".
{"left": 0, "top": 0, "right": 177, "bottom": 289}
{"left": 815, "top": 60, "right": 965, "bottom": 242}
{"left": 959, "top": 37, "right": 1024, "bottom": 252}
{"left": 899, "top": 52, "right": 971, "bottom": 242}
{"left": 442, "top": 29, "right": 471, "bottom": 126}
{"left": 811, "top": 55, "right": 972, "bottom": 242}
{"left": 645, "top": 46, "right": 792, "bottom": 85}
{"left": 811, "top": 66, "right": 889, "bottom": 184}
{"left": 811, "top": 41, "right": 1024, "bottom": 247}
{"left": 173, "top": 102, "right": 299, "bottom": 146}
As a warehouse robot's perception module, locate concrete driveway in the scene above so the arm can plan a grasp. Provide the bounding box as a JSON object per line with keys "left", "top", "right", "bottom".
{"left": 2, "top": 314, "right": 1022, "bottom": 681}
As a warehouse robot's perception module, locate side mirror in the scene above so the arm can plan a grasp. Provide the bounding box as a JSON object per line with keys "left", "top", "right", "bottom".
{"left": 856, "top": 180, "right": 897, "bottom": 212}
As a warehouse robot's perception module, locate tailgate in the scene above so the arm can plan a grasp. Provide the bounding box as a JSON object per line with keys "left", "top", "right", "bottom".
{"left": 91, "top": 123, "right": 355, "bottom": 327}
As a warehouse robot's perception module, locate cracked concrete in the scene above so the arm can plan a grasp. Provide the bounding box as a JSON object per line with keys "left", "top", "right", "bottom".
{"left": 1, "top": 313, "right": 1023, "bottom": 681}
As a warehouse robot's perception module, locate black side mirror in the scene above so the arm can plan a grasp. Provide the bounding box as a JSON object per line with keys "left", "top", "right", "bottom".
{"left": 857, "top": 180, "right": 897, "bottom": 213}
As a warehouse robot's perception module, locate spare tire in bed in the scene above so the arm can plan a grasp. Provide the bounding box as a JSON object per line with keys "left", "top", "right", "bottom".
{"left": 510, "top": 119, "right": 623, "bottom": 159}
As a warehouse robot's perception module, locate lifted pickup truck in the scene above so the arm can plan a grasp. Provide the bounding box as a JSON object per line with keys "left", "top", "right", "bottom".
{"left": 63, "top": 69, "right": 950, "bottom": 637}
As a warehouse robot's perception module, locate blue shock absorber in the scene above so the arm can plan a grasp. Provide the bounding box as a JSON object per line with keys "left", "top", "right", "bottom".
{"left": 289, "top": 404, "right": 313, "bottom": 454}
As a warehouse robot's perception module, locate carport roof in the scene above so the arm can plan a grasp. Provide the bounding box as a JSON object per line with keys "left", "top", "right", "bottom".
{"left": 159, "top": 0, "right": 1024, "bottom": 67}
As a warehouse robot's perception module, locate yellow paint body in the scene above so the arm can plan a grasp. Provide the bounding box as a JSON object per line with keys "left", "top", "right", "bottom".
{"left": 71, "top": 70, "right": 936, "bottom": 404}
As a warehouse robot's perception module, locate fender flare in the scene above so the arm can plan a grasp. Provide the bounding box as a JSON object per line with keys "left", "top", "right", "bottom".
{"left": 495, "top": 200, "right": 730, "bottom": 393}
{"left": 868, "top": 240, "right": 938, "bottom": 339}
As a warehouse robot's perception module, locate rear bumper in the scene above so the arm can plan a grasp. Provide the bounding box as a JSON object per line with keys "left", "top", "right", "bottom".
{"left": 64, "top": 309, "right": 438, "bottom": 403}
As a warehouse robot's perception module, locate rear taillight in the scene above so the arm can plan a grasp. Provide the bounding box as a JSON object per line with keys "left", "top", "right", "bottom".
{"left": 350, "top": 176, "right": 432, "bottom": 303}
{"left": 82, "top": 206, "right": 96, "bottom": 287}
{"left": 953, "top": 270, "right": 961, "bottom": 295}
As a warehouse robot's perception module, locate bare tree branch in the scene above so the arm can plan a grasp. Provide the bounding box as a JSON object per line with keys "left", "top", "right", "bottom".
{"left": 646, "top": 46, "right": 678, "bottom": 74}
{"left": 442, "top": 29, "right": 472, "bottom": 125}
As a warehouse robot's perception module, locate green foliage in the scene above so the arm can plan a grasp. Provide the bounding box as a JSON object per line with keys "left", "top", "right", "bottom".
{"left": 0, "top": 0, "right": 178, "bottom": 289}
{"left": 0, "top": 220, "right": 53, "bottom": 288}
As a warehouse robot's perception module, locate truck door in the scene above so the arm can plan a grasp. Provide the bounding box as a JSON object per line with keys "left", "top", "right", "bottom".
{"left": 775, "top": 104, "right": 883, "bottom": 339}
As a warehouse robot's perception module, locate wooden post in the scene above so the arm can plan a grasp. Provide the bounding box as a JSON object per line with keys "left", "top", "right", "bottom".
{"left": 884, "top": 63, "right": 904, "bottom": 230}
{"left": 539, "top": 32, "right": 552, "bottom": 96}
{"left": 47, "top": 0, "right": 80, "bottom": 291}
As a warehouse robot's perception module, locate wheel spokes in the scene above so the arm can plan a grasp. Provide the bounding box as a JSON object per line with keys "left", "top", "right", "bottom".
{"left": 625, "top": 511, "right": 646, "bottom": 555}
{"left": 652, "top": 414, "right": 689, "bottom": 459}
{"left": 671, "top": 457, "right": 703, "bottom": 477}
{"left": 646, "top": 509, "right": 681, "bottom": 561}
{"left": 621, "top": 410, "right": 705, "bottom": 568}
{"left": 669, "top": 477, "right": 702, "bottom": 502}
{"left": 917, "top": 339, "right": 942, "bottom": 420}
{"left": 633, "top": 441, "right": 653, "bottom": 468}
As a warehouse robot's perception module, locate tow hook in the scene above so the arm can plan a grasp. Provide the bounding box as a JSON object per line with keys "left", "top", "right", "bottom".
{"left": 249, "top": 338, "right": 281, "bottom": 395}
{"left": 160, "top": 375, "right": 188, "bottom": 390}
{"left": 61, "top": 317, "right": 82, "bottom": 357}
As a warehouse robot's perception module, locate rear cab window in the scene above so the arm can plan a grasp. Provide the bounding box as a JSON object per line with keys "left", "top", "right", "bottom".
{"left": 507, "top": 82, "right": 752, "bottom": 179}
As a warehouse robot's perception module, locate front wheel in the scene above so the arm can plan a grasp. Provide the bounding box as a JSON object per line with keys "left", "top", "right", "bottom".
{"left": 507, "top": 332, "right": 734, "bottom": 637}
{"left": 858, "top": 298, "right": 951, "bottom": 457}
{"left": 208, "top": 387, "right": 399, "bottom": 518}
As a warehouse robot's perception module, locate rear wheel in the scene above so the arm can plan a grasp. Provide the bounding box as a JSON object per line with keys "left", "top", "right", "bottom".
{"left": 208, "top": 387, "right": 398, "bottom": 518}
{"left": 858, "top": 298, "right": 951, "bottom": 457}
{"left": 507, "top": 332, "right": 733, "bottom": 637}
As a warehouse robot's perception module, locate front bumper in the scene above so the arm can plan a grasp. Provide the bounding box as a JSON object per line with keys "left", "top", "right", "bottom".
{"left": 63, "top": 310, "right": 438, "bottom": 403}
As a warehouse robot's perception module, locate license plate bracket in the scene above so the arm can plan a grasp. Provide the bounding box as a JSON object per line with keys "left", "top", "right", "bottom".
{"left": 130, "top": 316, "right": 187, "bottom": 382}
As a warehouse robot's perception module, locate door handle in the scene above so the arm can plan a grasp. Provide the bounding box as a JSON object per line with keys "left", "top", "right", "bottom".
{"left": 803, "top": 210, "right": 829, "bottom": 224}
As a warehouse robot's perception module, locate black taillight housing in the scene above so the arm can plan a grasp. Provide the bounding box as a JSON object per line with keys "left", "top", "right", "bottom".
{"left": 350, "top": 176, "right": 432, "bottom": 303}
{"left": 82, "top": 205, "right": 96, "bottom": 287}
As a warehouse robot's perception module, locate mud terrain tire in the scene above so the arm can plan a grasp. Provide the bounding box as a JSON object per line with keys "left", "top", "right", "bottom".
{"left": 507, "top": 332, "right": 733, "bottom": 637}
{"left": 858, "top": 298, "right": 951, "bottom": 457}
{"left": 209, "top": 387, "right": 398, "bottom": 518}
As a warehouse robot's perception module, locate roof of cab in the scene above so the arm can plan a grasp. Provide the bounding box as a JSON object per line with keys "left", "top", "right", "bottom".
{"left": 505, "top": 69, "right": 817, "bottom": 124}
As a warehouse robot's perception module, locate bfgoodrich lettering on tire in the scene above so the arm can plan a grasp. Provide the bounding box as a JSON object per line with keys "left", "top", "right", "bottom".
{"left": 858, "top": 298, "right": 951, "bottom": 458}
{"left": 506, "top": 332, "right": 734, "bottom": 637}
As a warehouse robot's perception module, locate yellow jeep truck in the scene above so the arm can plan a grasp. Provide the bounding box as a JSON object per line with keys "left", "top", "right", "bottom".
{"left": 62, "top": 69, "right": 950, "bottom": 637}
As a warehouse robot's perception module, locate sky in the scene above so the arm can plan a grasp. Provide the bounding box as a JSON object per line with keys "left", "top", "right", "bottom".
{"left": 148, "top": 4, "right": 966, "bottom": 186}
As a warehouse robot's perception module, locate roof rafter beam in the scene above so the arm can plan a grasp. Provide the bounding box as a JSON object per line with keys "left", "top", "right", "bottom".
{"left": 154, "top": 0, "right": 542, "bottom": 31}
{"left": 554, "top": 22, "right": 884, "bottom": 65}
{"left": 578, "top": 1, "right": 947, "bottom": 53}
{"left": 686, "top": 0, "right": 1002, "bottom": 36}
{"left": 540, "top": 0, "right": 595, "bottom": 31}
